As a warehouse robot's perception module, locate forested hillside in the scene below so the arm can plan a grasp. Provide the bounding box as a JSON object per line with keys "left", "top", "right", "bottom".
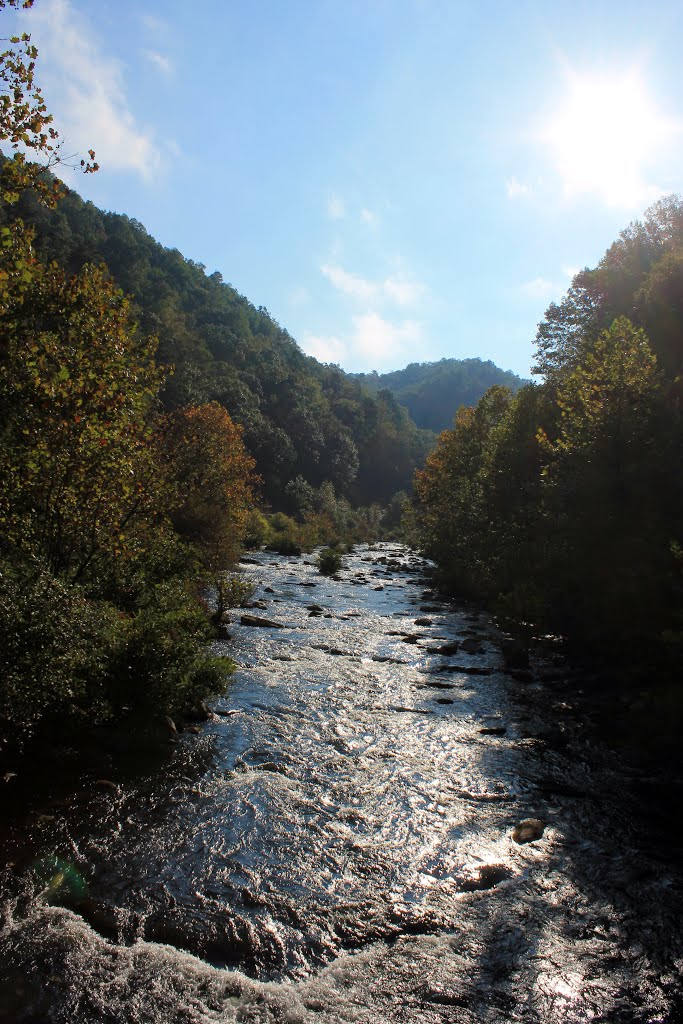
{"left": 414, "top": 196, "right": 683, "bottom": 674}
{"left": 354, "top": 358, "right": 526, "bottom": 432}
{"left": 0, "top": 175, "right": 433, "bottom": 508}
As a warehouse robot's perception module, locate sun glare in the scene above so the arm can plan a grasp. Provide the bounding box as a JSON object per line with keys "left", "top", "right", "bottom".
{"left": 544, "top": 69, "right": 678, "bottom": 207}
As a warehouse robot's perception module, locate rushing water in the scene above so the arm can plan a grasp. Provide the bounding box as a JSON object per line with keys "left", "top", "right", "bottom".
{"left": 1, "top": 545, "right": 682, "bottom": 1023}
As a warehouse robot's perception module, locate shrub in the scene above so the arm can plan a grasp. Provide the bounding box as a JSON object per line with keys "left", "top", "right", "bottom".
{"left": 0, "top": 555, "right": 233, "bottom": 757}
{"left": 243, "top": 510, "right": 269, "bottom": 549}
{"left": 317, "top": 547, "right": 343, "bottom": 576}
{"left": 0, "top": 559, "right": 120, "bottom": 750}
{"left": 215, "top": 574, "right": 256, "bottom": 621}
{"left": 107, "top": 586, "right": 232, "bottom": 718}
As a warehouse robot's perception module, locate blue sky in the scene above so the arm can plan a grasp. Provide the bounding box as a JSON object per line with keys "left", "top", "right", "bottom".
{"left": 9, "top": 0, "right": 683, "bottom": 377}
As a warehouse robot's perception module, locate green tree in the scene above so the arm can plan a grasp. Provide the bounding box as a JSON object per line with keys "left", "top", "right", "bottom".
{"left": 539, "top": 317, "right": 668, "bottom": 646}
{"left": 0, "top": 261, "right": 166, "bottom": 581}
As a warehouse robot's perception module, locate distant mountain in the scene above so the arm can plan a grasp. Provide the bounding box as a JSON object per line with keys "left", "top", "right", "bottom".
{"left": 353, "top": 358, "right": 528, "bottom": 433}
{"left": 0, "top": 174, "right": 433, "bottom": 507}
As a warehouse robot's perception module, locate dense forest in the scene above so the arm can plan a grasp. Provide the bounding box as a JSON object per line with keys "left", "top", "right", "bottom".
{"left": 3, "top": 0, "right": 683, "bottom": 768}
{"left": 413, "top": 195, "right": 683, "bottom": 678}
{"left": 0, "top": 175, "right": 433, "bottom": 511}
{"left": 0, "top": 1, "right": 422, "bottom": 758}
{"left": 354, "top": 357, "right": 526, "bottom": 432}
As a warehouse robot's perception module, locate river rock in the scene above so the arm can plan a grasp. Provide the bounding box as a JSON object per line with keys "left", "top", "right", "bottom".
{"left": 94, "top": 779, "right": 118, "bottom": 791}
{"left": 184, "top": 701, "right": 210, "bottom": 722}
{"left": 240, "top": 614, "right": 285, "bottom": 628}
{"left": 307, "top": 604, "right": 324, "bottom": 612}
{"left": 163, "top": 715, "right": 178, "bottom": 736}
{"left": 480, "top": 726, "right": 507, "bottom": 736}
{"left": 501, "top": 638, "right": 530, "bottom": 670}
{"left": 461, "top": 638, "right": 485, "bottom": 654}
{"left": 414, "top": 617, "right": 433, "bottom": 626}
{"left": 435, "top": 642, "right": 459, "bottom": 655}
{"left": 509, "top": 669, "right": 534, "bottom": 682}
{"left": 512, "top": 818, "right": 546, "bottom": 844}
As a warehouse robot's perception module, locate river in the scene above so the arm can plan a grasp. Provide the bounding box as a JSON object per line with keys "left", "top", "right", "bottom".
{"left": 1, "top": 544, "right": 682, "bottom": 1022}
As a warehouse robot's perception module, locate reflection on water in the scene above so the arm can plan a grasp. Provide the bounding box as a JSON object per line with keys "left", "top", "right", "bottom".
{"left": 1, "top": 545, "right": 682, "bottom": 1022}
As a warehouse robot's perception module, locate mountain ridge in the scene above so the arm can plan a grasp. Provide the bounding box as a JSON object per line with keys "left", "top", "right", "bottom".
{"left": 353, "top": 357, "right": 528, "bottom": 432}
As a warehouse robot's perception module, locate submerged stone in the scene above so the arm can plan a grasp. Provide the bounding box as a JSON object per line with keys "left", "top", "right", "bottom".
{"left": 512, "top": 818, "right": 546, "bottom": 844}
{"left": 240, "top": 614, "right": 285, "bottom": 628}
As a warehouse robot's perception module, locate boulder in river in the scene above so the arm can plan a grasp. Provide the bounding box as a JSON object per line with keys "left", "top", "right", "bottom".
{"left": 512, "top": 818, "right": 546, "bottom": 844}
{"left": 435, "top": 642, "right": 459, "bottom": 655}
{"left": 183, "top": 701, "right": 211, "bottom": 722}
{"left": 501, "top": 638, "right": 530, "bottom": 670}
{"left": 240, "top": 614, "right": 285, "bottom": 628}
{"left": 414, "top": 617, "right": 433, "bottom": 626}
{"left": 461, "top": 638, "right": 485, "bottom": 654}
{"left": 163, "top": 715, "right": 178, "bottom": 736}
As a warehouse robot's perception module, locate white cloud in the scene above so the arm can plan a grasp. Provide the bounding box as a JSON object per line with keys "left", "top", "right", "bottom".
{"left": 301, "top": 332, "right": 349, "bottom": 365}
{"left": 383, "top": 274, "right": 425, "bottom": 306}
{"left": 506, "top": 176, "right": 531, "bottom": 199}
{"left": 321, "top": 263, "right": 425, "bottom": 308}
{"left": 353, "top": 312, "right": 422, "bottom": 363}
{"left": 141, "top": 49, "right": 173, "bottom": 75}
{"left": 139, "top": 13, "right": 169, "bottom": 34}
{"left": 360, "top": 207, "right": 378, "bottom": 226}
{"left": 519, "top": 276, "right": 559, "bottom": 300}
{"left": 19, "top": 0, "right": 162, "bottom": 181}
{"left": 302, "top": 314, "right": 425, "bottom": 371}
{"left": 321, "top": 263, "right": 376, "bottom": 301}
{"left": 326, "top": 193, "right": 345, "bottom": 219}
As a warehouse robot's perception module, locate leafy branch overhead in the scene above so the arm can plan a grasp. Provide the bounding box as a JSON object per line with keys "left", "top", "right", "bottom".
{"left": 0, "top": 0, "right": 97, "bottom": 205}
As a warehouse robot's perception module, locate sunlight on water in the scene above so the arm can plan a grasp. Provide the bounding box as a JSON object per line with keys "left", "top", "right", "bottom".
{"left": 1, "top": 545, "right": 682, "bottom": 1022}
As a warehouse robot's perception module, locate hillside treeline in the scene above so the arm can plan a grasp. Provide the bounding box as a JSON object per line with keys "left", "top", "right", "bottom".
{"left": 355, "top": 357, "right": 526, "bottom": 433}
{"left": 414, "top": 197, "right": 683, "bottom": 672}
{"left": 0, "top": 198, "right": 262, "bottom": 753}
{"left": 0, "top": 174, "right": 433, "bottom": 509}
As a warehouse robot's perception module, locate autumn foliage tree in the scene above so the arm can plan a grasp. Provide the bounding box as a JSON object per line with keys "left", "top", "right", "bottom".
{"left": 0, "top": 4, "right": 249, "bottom": 753}
{"left": 161, "top": 401, "right": 257, "bottom": 572}
{"left": 0, "top": 261, "right": 165, "bottom": 581}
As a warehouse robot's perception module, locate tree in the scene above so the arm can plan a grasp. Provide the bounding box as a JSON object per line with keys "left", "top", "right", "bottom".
{"left": 0, "top": 0, "right": 97, "bottom": 205}
{"left": 0, "top": 261, "right": 166, "bottom": 581}
{"left": 160, "top": 402, "right": 257, "bottom": 572}
{"left": 538, "top": 317, "right": 668, "bottom": 645}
